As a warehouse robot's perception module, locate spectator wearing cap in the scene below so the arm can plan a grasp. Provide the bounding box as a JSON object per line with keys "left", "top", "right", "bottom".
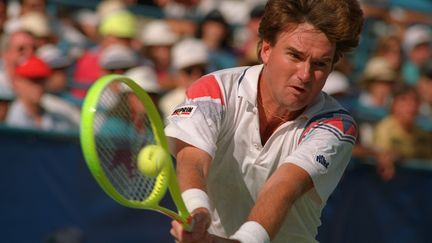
{"left": 71, "top": 9, "right": 137, "bottom": 101}
{"left": 36, "top": 44, "right": 72, "bottom": 95}
{"left": 98, "top": 66, "right": 162, "bottom": 139}
{"left": 401, "top": 25, "right": 432, "bottom": 86}
{"left": 96, "top": 44, "right": 140, "bottom": 109}
{"left": 159, "top": 38, "right": 208, "bottom": 118}
{"left": 5, "top": 56, "right": 77, "bottom": 131}
{"left": 353, "top": 57, "right": 399, "bottom": 152}
{"left": 195, "top": 9, "right": 238, "bottom": 73}
{"left": 17, "top": 11, "right": 55, "bottom": 48}
{"left": 0, "top": 30, "right": 36, "bottom": 98}
{"left": 99, "top": 44, "right": 138, "bottom": 75}
{"left": 356, "top": 57, "right": 399, "bottom": 119}
{"left": 140, "top": 20, "right": 178, "bottom": 91}
{"left": 124, "top": 65, "right": 163, "bottom": 108}
{"left": 322, "top": 56, "right": 356, "bottom": 113}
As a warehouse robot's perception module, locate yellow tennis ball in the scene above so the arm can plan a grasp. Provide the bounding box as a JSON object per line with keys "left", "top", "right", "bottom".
{"left": 138, "top": 145, "right": 168, "bottom": 177}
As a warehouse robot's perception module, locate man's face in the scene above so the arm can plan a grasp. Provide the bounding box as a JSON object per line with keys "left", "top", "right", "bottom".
{"left": 5, "top": 32, "right": 35, "bottom": 67}
{"left": 260, "top": 23, "right": 335, "bottom": 112}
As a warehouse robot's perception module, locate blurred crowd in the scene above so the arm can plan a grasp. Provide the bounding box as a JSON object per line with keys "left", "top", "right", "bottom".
{"left": 0, "top": 0, "right": 431, "bottom": 179}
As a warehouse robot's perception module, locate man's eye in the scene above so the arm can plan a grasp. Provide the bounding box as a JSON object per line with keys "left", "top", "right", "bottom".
{"left": 288, "top": 52, "right": 301, "bottom": 60}
{"left": 313, "top": 61, "right": 329, "bottom": 68}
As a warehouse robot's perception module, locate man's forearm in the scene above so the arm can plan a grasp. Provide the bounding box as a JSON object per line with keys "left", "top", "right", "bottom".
{"left": 247, "top": 163, "right": 313, "bottom": 240}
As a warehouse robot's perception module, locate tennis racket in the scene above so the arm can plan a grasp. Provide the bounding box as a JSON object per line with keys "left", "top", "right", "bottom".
{"left": 80, "top": 74, "right": 191, "bottom": 230}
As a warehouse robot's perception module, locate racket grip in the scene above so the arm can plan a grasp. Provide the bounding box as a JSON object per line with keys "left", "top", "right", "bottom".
{"left": 183, "top": 216, "right": 194, "bottom": 232}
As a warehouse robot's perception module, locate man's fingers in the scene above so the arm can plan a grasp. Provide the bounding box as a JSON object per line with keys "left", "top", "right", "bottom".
{"left": 170, "top": 220, "right": 184, "bottom": 242}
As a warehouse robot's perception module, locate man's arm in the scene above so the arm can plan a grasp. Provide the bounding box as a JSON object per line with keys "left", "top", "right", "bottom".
{"left": 174, "top": 138, "right": 212, "bottom": 192}
{"left": 245, "top": 163, "right": 313, "bottom": 240}
{"left": 171, "top": 137, "right": 314, "bottom": 242}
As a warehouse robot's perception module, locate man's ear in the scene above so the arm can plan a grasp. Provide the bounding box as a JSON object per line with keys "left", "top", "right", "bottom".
{"left": 260, "top": 40, "right": 272, "bottom": 64}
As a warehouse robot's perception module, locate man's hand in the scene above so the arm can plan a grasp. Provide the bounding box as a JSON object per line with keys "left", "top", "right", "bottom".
{"left": 170, "top": 208, "right": 240, "bottom": 243}
{"left": 170, "top": 207, "right": 212, "bottom": 243}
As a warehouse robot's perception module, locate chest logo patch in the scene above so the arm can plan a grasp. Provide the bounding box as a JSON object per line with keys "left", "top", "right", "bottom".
{"left": 171, "top": 105, "right": 197, "bottom": 117}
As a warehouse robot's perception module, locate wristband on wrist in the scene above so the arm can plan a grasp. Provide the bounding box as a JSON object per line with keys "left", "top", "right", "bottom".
{"left": 229, "top": 221, "right": 270, "bottom": 243}
{"left": 181, "top": 188, "right": 211, "bottom": 213}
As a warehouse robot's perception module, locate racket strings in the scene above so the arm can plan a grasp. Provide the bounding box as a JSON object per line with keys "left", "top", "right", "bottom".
{"left": 95, "top": 87, "right": 158, "bottom": 202}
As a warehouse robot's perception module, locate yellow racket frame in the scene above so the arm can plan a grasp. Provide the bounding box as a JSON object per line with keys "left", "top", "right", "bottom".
{"left": 80, "top": 74, "right": 190, "bottom": 228}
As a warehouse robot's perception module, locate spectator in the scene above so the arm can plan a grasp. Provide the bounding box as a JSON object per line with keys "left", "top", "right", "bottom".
{"left": 99, "top": 44, "right": 139, "bottom": 75}
{"left": 416, "top": 59, "right": 432, "bottom": 131}
{"left": 401, "top": 24, "right": 432, "bottom": 86}
{"left": 124, "top": 65, "right": 164, "bottom": 110}
{"left": 235, "top": 3, "right": 265, "bottom": 66}
{"left": 373, "top": 34, "right": 403, "bottom": 73}
{"left": 355, "top": 57, "right": 398, "bottom": 122}
{"left": 70, "top": 9, "right": 137, "bottom": 102}
{"left": 17, "top": 11, "right": 55, "bottom": 48}
{"left": 374, "top": 84, "right": 432, "bottom": 181}
{"left": 139, "top": 20, "right": 178, "bottom": 90}
{"left": 0, "top": 30, "right": 36, "bottom": 96}
{"left": 73, "top": 9, "right": 100, "bottom": 47}
{"left": 322, "top": 56, "right": 356, "bottom": 113}
{"left": 5, "top": 55, "right": 78, "bottom": 131}
{"left": 196, "top": 9, "right": 237, "bottom": 72}
{"left": 159, "top": 38, "right": 208, "bottom": 118}
{"left": 354, "top": 57, "right": 399, "bottom": 154}
{"left": 36, "top": 43, "right": 72, "bottom": 96}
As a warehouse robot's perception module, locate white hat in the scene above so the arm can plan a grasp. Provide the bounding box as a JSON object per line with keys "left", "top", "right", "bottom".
{"left": 140, "top": 20, "right": 178, "bottom": 46}
{"left": 75, "top": 9, "right": 100, "bottom": 27}
{"left": 403, "top": 25, "right": 432, "bottom": 53}
{"left": 19, "top": 12, "right": 52, "bottom": 37}
{"left": 123, "top": 66, "right": 163, "bottom": 94}
{"left": 361, "top": 57, "right": 398, "bottom": 84}
{"left": 36, "top": 44, "right": 72, "bottom": 69}
{"left": 99, "top": 44, "right": 138, "bottom": 70}
{"left": 323, "top": 71, "right": 349, "bottom": 95}
{"left": 172, "top": 38, "right": 208, "bottom": 70}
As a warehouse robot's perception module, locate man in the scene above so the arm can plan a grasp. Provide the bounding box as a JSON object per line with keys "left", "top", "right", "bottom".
{"left": 5, "top": 55, "right": 77, "bottom": 131}
{"left": 0, "top": 30, "right": 36, "bottom": 96}
{"left": 401, "top": 25, "right": 432, "bottom": 86}
{"left": 374, "top": 84, "right": 432, "bottom": 181}
{"left": 167, "top": 0, "right": 364, "bottom": 242}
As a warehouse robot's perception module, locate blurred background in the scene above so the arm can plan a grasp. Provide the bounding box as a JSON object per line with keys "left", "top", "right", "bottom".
{"left": 0, "top": 0, "right": 431, "bottom": 242}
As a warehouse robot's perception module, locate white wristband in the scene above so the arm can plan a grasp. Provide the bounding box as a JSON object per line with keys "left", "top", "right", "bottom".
{"left": 181, "top": 188, "right": 211, "bottom": 213}
{"left": 229, "top": 221, "right": 270, "bottom": 243}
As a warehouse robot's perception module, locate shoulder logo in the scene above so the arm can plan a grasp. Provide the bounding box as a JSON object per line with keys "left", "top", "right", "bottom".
{"left": 316, "top": 154, "right": 329, "bottom": 168}
{"left": 170, "top": 105, "right": 197, "bottom": 117}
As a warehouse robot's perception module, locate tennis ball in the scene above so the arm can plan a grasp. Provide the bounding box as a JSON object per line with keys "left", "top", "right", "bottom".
{"left": 138, "top": 145, "right": 168, "bottom": 177}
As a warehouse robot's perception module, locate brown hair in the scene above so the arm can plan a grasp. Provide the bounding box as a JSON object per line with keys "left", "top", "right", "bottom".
{"left": 257, "top": 0, "right": 364, "bottom": 63}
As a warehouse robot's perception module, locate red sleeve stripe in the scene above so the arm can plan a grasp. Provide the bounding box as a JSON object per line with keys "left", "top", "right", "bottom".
{"left": 186, "top": 75, "right": 225, "bottom": 105}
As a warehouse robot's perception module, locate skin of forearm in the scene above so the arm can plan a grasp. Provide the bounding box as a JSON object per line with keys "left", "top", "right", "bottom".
{"left": 175, "top": 141, "right": 212, "bottom": 192}
{"left": 248, "top": 163, "right": 313, "bottom": 240}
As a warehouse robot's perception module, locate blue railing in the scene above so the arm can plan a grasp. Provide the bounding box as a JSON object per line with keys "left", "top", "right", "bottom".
{"left": 1, "top": 126, "right": 431, "bottom": 243}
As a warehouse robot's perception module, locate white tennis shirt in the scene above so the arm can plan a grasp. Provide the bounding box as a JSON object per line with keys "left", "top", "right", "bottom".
{"left": 165, "top": 64, "right": 357, "bottom": 243}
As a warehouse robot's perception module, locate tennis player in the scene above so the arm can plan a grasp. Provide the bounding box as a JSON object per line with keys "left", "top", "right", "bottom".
{"left": 166, "top": 0, "right": 364, "bottom": 242}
